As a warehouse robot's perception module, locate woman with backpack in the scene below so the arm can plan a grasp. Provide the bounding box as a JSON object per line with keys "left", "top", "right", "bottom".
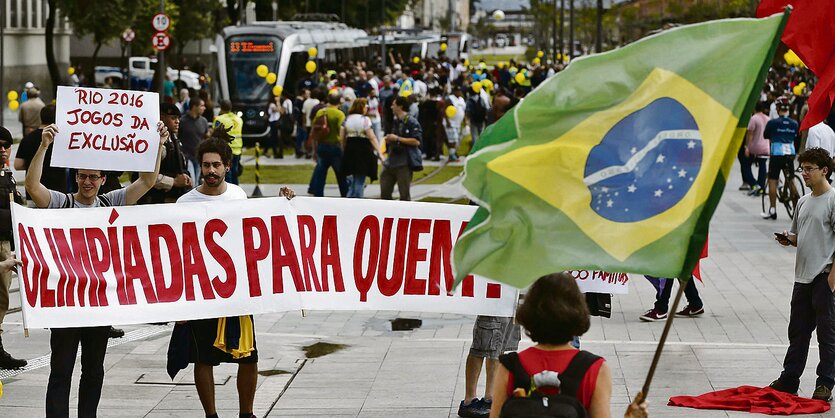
{"left": 490, "top": 272, "right": 648, "bottom": 418}
{"left": 341, "top": 98, "right": 383, "bottom": 198}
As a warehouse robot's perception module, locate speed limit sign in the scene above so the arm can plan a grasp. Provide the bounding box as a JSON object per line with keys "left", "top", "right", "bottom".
{"left": 152, "top": 32, "right": 171, "bottom": 51}
{"left": 152, "top": 13, "right": 171, "bottom": 32}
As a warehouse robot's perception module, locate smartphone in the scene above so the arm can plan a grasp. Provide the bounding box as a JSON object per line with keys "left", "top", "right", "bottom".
{"left": 774, "top": 232, "right": 789, "bottom": 241}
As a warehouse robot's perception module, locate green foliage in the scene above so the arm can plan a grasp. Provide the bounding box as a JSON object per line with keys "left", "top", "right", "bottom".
{"left": 57, "top": 0, "right": 140, "bottom": 46}
{"left": 172, "top": 0, "right": 223, "bottom": 55}
{"left": 129, "top": 0, "right": 180, "bottom": 56}
{"left": 256, "top": 0, "right": 410, "bottom": 30}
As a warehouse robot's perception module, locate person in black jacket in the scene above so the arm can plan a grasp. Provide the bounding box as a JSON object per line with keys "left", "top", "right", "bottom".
{"left": 134, "top": 103, "right": 192, "bottom": 204}
{"left": 0, "top": 126, "right": 25, "bottom": 369}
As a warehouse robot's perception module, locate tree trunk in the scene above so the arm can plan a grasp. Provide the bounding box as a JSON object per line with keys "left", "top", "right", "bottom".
{"left": 91, "top": 41, "right": 102, "bottom": 86}
{"left": 45, "top": 0, "right": 60, "bottom": 96}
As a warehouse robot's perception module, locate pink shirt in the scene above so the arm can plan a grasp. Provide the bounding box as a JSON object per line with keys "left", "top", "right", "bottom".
{"left": 747, "top": 113, "right": 769, "bottom": 157}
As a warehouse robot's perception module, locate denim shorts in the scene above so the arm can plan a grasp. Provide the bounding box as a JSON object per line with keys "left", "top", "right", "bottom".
{"left": 469, "top": 316, "right": 521, "bottom": 359}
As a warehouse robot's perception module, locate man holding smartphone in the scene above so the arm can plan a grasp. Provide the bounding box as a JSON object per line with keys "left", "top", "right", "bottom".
{"left": 771, "top": 147, "right": 835, "bottom": 401}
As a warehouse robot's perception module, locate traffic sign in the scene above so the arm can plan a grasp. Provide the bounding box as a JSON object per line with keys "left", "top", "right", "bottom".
{"left": 121, "top": 28, "right": 135, "bottom": 43}
{"left": 152, "top": 13, "right": 171, "bottom": 32}
{"left": 152, "top": 32, "right": 171, "bottom": 51}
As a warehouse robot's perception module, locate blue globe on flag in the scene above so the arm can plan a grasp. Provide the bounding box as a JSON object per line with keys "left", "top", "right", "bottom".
{"left": 583, "top": 98, "right": 703, "bottom": 222}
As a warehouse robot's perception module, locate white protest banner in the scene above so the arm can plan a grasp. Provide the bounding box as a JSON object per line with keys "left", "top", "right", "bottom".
{"left": 13, "top": 198, "right": 519, "bottom": 328}
{"left": 567, "top": 270, "right": 630, "bottom": 294}
{"left": 51, "top": 86, "right": 161, "bottom": 172}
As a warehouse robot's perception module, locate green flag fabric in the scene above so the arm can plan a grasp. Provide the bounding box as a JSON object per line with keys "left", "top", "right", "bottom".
{"left": 453, "top": 15, "right": 786, "bottom": 287}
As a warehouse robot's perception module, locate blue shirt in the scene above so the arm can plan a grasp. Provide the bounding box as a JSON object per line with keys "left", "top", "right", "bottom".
{"left": 764, "top": 116, "right": 799, "bottom": 156}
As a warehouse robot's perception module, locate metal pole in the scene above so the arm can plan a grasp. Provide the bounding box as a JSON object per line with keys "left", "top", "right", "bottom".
{"left": 569, "top": 0, "right": 575, "bottom": 59}
{"left": 596, "top": 0, "right": 603, "bottom": 53}
{"left": 1, "top": 0, "right": 5, "bottom": 127}
{"left": 551, "top": 0, "right": 557, "bottom": 63}
{"left": 272, "top": 0, "right": 278, "bottom": 21}
{"left": 380, "top": 0, "right": 386, "bottom": 70}
{"left": 158, "top": 0, "right": 165, "bottom": 99}
{"left": 558, "top": 0, "right": 564, "bottom": 61}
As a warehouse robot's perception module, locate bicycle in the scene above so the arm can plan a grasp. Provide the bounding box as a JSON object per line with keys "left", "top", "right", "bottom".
{"left": 761, "top": 163, "right": 806, "bottom": 219}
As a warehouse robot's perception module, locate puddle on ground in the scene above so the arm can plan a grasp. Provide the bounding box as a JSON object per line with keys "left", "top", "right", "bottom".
{"left": 390, "top": 318, "right": 423, "bottom": 331}
{"left": 303, "top": 342, "right": 349, "bottom": 358}
{"left": 258, "top": 369, "right": 291, "bottom": 377}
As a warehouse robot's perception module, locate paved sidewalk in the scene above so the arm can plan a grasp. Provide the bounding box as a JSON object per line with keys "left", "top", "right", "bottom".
{"left": 0, "top": 162, "right": 831, "bottom": 417}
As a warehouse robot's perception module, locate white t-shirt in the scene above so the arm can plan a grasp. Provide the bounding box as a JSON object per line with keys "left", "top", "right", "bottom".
{"left": 302, "top": 98, "right": 320, "bottom": 127}
{"left": 177, "top": 183, "right": 248, "bottom": 203}
{"left": 343, "top": 114, "right": 372, "bottom": 137}
{"left": 448, "top": 95, "right": 467, "bottom": 125}
{"left": 806, "top": 122, "right": 835, "bottom": 156}
{"left": 268, "top": 102, "right": 281, "bottom": 122}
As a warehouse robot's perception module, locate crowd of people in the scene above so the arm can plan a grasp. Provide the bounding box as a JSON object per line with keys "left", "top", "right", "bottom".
{"left": 264, "top": 56, "right": 553, "bottom": 200}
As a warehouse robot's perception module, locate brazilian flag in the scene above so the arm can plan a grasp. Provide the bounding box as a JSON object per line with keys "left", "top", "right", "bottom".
{"left": 454, "top": 15, "right": 787, "bottom": 287}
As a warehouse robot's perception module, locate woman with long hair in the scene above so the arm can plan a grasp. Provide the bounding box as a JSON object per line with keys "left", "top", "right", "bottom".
{"left": 340, "top": 98, "right": 383, "bottom": 198}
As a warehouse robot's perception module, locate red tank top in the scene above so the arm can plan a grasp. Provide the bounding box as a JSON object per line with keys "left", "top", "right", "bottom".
{"left": 506, "top": 347, "right": 605, "bottom": 410}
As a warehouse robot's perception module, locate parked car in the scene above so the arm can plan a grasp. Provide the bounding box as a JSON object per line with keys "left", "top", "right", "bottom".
{"left": 95, "top": 57, "right": 200, "bottom": 91}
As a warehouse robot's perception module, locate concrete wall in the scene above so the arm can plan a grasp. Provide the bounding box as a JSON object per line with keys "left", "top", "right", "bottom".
{"left": 2, "top": 29, "right": 72, "bottom": 103}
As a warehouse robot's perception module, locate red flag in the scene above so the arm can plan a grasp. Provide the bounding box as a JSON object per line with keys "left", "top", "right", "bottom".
{"left": 757, "top": 1, "right": 835, "bottom": 130}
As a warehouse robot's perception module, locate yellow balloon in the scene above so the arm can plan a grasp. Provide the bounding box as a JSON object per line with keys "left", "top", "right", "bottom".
{"left": 273, "top": 85, "right": 284, "bottom": 97}
{"left": 483, "top": 79, "right": 494, "bottom": 92}
{"left": 305, "top": 61, "right": 317, "bottom": 73}
{"left": 440, "top": 43, "right": 448, "bottom": 52}
{"left": 497, "top": 62, "right": 505, "bottom": 69}
{"left": 463, "top": 59, "right": 470, "bottom": 67}
{"left": 476, "top": 69, "right": 482, "bottom": 75}
{"left": 412, "top": 56, "right": 420, "bottom": 64}
{"left": 533, "top": 57, "right": 541, "bottom": 65}
{"left": 401, "top": 90, "right": 412, "bottom": 97}
{"left": 67, "top": 66, "right": 75, "bottom": 76}
{"left": 472, "top": 81, "right": 483, "bottom": 93}
{"left": 537, "top": 50, "right": 544, "bottom": 58}
{"left": 445, "top": 105, "right": 457, "bottom": 118}
{"left": 514, "top": 72, "right": 525, "bottom": 84}
{"left": 9, "top": 100, "right": 19, "bottom": 111}
{"left": 266, "top": 72, "right": 277, "bottom": 84}
{"left": 308, "top": 47, "right": 318, "bottom": 57}
{"left": 793, "top": 84, "right": 805, "bottom": 96}
{"left": 256, "top": 64, "right": 269, "bottom": 78}
{"left": 6, "top": 91, "right": 17, "bottom": 101}
{"left": 784, "top": 50, "right": 805, "bottom": 67}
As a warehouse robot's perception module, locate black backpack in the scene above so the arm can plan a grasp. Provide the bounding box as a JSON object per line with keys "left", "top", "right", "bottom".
{"left": 498, "top": 350, "right": 601, "bottom": 418}
{"left": 61, "top": 192, "right": 113, "bottom": 208}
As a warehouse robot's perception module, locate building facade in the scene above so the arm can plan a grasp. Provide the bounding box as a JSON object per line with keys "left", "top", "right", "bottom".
{"left": 3, "top": 0, "right": 72, "bottom": 103}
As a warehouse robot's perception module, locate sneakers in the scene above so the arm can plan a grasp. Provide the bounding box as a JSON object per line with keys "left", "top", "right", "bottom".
{"left": 748, "top": 185, "right": 764, "bottom": 196}
{"left": 761, "top": 207, "right": 777, "bottom": 220}
{"left": 739, "top": 184, "right": 751, "bottom": 191}
{"left": 639, "top": 309, "right": 668, "bottom": 322}
{"left": 675, "top": 305, "right": 705, "bottom": 317}
{"left": 813, "top": 385, "right": 833, "bottom": 401}
{"left": 768, "top": 379, "right": 798, "bottom": 396}
{"left": 458, "top": 398, "right": 490, "bottom": 418}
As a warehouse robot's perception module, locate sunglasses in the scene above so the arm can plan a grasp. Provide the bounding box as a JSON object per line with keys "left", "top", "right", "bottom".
{"left": 0, "top": 142, "right": 11, "bottom": 149}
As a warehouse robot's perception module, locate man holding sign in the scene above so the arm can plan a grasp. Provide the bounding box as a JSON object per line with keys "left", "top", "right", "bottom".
{"left": 25, "top": 121, "right": 169, "bottom": 418}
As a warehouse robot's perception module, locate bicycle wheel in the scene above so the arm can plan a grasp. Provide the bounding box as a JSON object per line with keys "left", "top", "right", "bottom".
{"left": 783, "top": 174, "right": 806, "bottom": 219}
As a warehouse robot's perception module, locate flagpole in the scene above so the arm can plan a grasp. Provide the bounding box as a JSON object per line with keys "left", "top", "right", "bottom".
{"left": 638, "top": 279, "right": 685, "bottom": 401}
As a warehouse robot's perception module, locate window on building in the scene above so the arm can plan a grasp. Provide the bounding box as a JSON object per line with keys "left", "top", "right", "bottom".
{"left": 10, "top": 0, "right": 19, "bottom": 28}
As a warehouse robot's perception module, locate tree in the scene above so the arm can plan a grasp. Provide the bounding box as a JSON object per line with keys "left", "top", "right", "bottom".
{"left": 45, "top": 0, "right": 60, "bottom": 95}
{"left": 129, "top": 0, "right": 180, "bottom": 57}
{"left": 172, "top": 0, "right": 223, "bottom": 67}
{"left": 56, "top": 0, "right": 141, "bottom": 83}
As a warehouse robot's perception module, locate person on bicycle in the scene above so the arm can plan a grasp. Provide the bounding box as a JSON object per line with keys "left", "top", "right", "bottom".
{"left": 763, "top": 99, "right": 799, "bottom": 220}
